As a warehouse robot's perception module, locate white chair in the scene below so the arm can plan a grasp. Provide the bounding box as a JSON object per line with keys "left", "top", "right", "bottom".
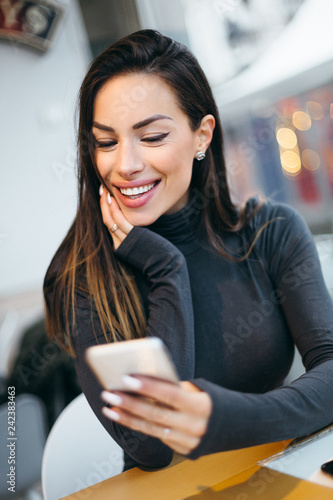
{"left": 42, "top": 393, "right": 124, "bottom": 500}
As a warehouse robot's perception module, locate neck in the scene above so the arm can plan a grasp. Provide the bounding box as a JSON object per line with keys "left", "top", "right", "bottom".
{"left": 147, "top": 194, "right": 202, "bottom": 252}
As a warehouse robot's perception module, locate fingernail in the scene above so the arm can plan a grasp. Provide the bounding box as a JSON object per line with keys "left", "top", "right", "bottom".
{"left": 107, "top": 193, "right": 112, "bottom": 205}
{"left": 102, "top": 406, "right": 120, "bottom": 421}
{"left": 122, "top": 375, "right": 142, "bottom": 390}
{"left": 101, "top": 391, "right": 122, "bottom": 406}
{"left": 99, "top": 184, "right": 104, "bottom": 196}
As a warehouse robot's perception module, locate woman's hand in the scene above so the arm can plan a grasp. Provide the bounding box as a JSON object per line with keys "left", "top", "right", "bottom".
{"left": 99, "top": 185, "right": 133, "bottom": 250}
{"left": 101, "top": 376, "right": 212, "bottom": 456}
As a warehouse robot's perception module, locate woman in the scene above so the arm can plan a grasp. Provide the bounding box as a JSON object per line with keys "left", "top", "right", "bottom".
{"left": 44, "top": 29, "right": 333, "bottom": 471}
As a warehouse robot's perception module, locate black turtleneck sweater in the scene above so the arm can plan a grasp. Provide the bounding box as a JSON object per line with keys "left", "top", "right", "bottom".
{"left": 70, "top": 197, "right": 333, "bottom": 471}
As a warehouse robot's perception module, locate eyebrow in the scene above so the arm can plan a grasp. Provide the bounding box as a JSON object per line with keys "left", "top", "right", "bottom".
{"left": 92, "top": 114, "right": 173, "bottom": 133}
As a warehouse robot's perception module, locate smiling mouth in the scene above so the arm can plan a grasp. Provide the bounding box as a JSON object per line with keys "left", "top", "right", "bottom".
{"left": 116, "top": 181, "right": 160, "bottom": 199}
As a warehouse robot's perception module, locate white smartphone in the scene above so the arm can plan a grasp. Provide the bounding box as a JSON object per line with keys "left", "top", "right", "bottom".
{"left": 85, "top": 337, "right": 179, "bottom": 390}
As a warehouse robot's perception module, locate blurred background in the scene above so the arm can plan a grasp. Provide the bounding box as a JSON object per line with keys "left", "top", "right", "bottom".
{"left": 0, "top": 0, "right": 333, "bottom": 497}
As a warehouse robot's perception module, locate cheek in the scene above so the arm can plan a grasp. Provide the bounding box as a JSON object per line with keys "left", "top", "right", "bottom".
{"left": 153, "top": 144, "right": 194, "bottom": 177}
{"left": 95, "top": 153, "right": 113, "bottom": 179}
{"left": 171, "top": 150, "right": 195, "bottom": 182}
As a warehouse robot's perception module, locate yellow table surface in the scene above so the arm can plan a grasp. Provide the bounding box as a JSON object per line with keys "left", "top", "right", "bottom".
{"left": 61, "top": 439, "right": 333, "bottom": 499}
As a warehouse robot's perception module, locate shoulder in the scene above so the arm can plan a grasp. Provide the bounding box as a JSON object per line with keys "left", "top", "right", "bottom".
{"left": 241, "top": 197, "right": 317, "bottom": 273}
{"left": 243, "top": 196, "right": 309, "bottom": 240}
{"left": 245, "top": 196, "right": 300, "bottom": 226}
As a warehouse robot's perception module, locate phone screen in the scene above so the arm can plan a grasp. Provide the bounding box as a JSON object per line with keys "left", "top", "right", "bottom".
{"left": 321, "top": 460, "right": 333, "bottom": 477}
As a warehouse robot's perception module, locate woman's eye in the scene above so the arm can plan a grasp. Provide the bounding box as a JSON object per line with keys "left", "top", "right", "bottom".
{"left": 95, "top": 140, "right": 117, "bottom": 149}
{"left": 142, "top": 133, "right": 170, "bottom": 144}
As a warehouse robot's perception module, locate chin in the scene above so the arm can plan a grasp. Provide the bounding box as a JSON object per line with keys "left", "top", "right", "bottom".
{"left": 124, "top": 210, "right": 163, "bottom": 228}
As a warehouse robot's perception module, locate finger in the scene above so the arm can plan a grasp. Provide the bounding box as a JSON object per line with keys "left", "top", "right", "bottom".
{"left": 100, "top": 189, "right": 130, "bottom": 235}
{"left": 101, "top": 389, "right": 208, "bottom": 438}
{"left": 122, "top": 375, "right": 211, "bottom": 418}
{"left": 160, "top": 429, "right": 201, "bottom": 455}
{"left": 102, "top": 390, "right": 177, "bottom": 428}
{"left": 107, "top": 193, "right": 133, "bottom": 234}
{"left": 100, "top": 387, "right": 206, "bottom": 453}
{"left": 99, "top": 188, "right": 117, "bottom": 231}
{"left": 99, "top": 186, "right": 133, "bottom": 248}
{"left": 101, "top": 405, "right": 200, "bottom": 455}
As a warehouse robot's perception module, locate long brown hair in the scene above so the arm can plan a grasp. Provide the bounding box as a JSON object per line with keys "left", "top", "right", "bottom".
{"left": 44, "top": 29, "right": 256, "bottom": 354}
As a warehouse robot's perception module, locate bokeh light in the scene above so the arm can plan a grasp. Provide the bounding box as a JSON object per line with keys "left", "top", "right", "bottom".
{"left": 302, "top": 149, "right": 320, "bottom": 171}
{"left": 292, "top": 111, "right": 312, "bottom": 131}
{"left": 276, "top": 127, "right": 298, "bottom": 149}
{"left": 281, "top": 150, "right": 301, "bottom": 176}
{"left": 306, "top": 101, "right": 324, "bottom": 120}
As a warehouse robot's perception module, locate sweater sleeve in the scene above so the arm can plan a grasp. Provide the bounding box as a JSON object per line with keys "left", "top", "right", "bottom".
{"left": 70, "top": 226, "right": 195, "bottom": 469}
{"left": 115, "top": 227, "right": 195, "bottom": 379}
{"left": 188, "top": 202, "right": 333, "bottom": 459}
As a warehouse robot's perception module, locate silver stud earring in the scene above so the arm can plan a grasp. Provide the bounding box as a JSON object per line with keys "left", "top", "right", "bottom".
{"left": 196, "top": 151, "right": 205, "bottom": 161}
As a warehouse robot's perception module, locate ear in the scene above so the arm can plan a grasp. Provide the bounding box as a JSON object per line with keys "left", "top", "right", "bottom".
{"left": 195, "top": 114, "right": 215, "bottom": 156}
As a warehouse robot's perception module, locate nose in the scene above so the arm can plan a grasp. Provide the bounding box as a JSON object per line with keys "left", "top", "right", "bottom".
{"left": 115, "top": 141, "right": 144, "bottom": 179}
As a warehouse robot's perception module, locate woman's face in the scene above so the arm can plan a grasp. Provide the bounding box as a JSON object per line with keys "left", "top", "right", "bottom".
{"left": 92, "top": 73, "right": 209, "bottom": 227}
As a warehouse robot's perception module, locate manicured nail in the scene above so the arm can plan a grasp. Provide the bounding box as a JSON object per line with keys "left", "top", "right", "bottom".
{"left": 99, "top": 184, "right": 104, "bottom": 196}
{"left": 102, "top": 406, "right": 120, "bottom": 421}
{"left": 122, "top": 375, "right": 142, "bottom": 390}
{"left": 107, "top": 193, "right": 112, "bottom": 205}
{"left": 101, "top": 391, "right": 122, "bottom": 406}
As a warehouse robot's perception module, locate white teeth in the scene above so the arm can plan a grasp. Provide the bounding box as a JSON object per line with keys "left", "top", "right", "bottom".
{"left": 119, "top": 182, "right": 156, "bottom": 196}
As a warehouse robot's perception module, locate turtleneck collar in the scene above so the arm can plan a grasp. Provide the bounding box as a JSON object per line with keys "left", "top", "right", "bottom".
{"left": 147, "top": 194, "right": 202, "bottom": 253}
